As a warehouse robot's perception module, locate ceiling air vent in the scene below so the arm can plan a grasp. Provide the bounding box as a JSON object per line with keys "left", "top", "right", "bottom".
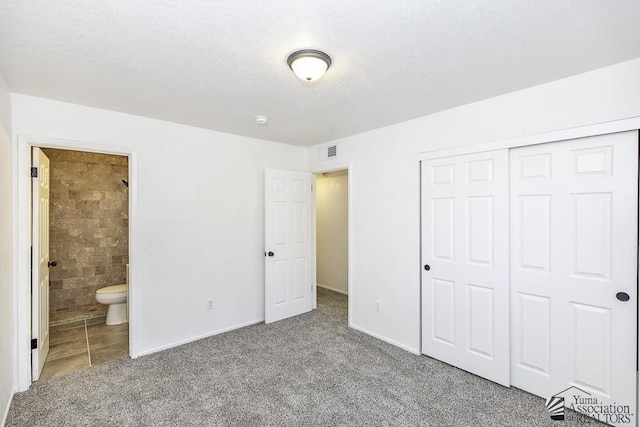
{"left": 318, "top": 145, "right": 338, "bottom": 160}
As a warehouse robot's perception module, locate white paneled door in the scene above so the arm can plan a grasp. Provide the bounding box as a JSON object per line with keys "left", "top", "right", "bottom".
{"left": 510, "top": 131, "right": 637, "bottom": 424}
{"left": 32, "top": 148, "right": 50, "bottom": 381}
{"left": 264, "top": 169, "right": 314, "bottom": 324}
{"left": 421, "top": 150, "right": 510, "bottom": 386}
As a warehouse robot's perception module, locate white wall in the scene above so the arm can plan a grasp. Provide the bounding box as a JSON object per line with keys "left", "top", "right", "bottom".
{"left": 316, "top": 172, "right": 348, "bottom": 294}
{"left": 308, "top": 58, "right": 640, "bottom": 353}
{"left": 0, "top": 73, "right": 14, "bottom": 424}
{"left": 11, "top": 95, "right": 307, "bottom": 365}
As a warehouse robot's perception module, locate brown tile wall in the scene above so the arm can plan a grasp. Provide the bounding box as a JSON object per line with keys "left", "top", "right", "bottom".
{"left": 43, "top": 149, "right": 129, "bottom": 313}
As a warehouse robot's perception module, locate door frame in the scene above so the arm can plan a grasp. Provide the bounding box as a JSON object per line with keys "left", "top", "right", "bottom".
{"left": 14, "top": 134, "right": 139, "bottom": 391}
{"left": 310, "top": 162, "right": 353, "bottom": 327}
{"left": 417, "top": 117, "right": 640, "bottom": 160}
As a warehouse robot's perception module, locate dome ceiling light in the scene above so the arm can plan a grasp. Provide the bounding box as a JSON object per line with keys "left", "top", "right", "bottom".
{"left": 287, "top": 49, "right": 332, "bottom": 82}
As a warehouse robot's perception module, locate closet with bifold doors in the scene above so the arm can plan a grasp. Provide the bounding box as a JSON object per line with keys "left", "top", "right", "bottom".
{"left": 420, "top": 130, "right": 638, "bottom": 426}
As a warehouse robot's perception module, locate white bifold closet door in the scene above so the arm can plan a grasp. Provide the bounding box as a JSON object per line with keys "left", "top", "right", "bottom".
{"left": 510, "top": 131, "right": 637, "bottom": 421}
{"left": 421, "top": 150, "right": 510, "bottom": 386}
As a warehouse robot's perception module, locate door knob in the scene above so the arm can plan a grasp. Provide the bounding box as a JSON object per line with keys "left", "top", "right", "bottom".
{"left": 48, "top": 261, "right": 57, "bottom": 267}
{"left": 267, "top": 251, "right": 274, "bottom": 257}
{"left": 424, "top": 264, "right": 430, "bottom": 271}
{"left": 616, "top": 292, "right": 630, "bottom": 302}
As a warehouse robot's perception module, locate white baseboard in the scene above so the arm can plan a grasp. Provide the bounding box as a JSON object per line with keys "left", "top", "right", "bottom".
{"left": 2, "top": 391, "right": 14, "bottom": 427}
{"left": 349, "top": 323, "right": 421, "bottom": 355}
{"left": 137, "top": 317, "right": 264, "bottom": 357}
{"left": 317, "top": 283, "right": 348, "bottom": 295}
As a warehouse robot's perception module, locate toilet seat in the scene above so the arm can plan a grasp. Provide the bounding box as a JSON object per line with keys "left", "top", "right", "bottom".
{"left": 96, "top": 284, "right": 127, "bottom": 296}
{"left": 96, "top": 284, "right": 127, "bottom": 305}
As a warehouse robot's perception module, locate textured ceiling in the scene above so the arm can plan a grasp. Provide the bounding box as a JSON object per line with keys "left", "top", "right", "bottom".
{"left": 1, "top": 1, "right": 639, "bottom": 147}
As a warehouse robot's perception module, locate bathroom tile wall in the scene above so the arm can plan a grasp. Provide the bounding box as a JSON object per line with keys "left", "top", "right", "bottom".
{"left": 43, "top": 149, "right": 129, "bottom": 313}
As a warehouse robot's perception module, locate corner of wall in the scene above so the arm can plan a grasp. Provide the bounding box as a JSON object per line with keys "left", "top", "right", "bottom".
{"left": 0, "top": 71, "right": 16, "bottom": 426}
{"left": 2, "top": 392, "right": 15, "bottom": 427}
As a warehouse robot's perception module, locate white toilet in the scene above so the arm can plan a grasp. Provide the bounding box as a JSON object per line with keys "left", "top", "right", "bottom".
{"left": 96, "top": 284, "right": 128, "bottom": 325}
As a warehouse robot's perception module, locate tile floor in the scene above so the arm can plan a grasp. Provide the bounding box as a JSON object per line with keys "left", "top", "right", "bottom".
{"left": 50, "top": 303, "right": 107, "bottom": 327}
{"left": 40, "top": 314, "right": 128, "bottom": 381}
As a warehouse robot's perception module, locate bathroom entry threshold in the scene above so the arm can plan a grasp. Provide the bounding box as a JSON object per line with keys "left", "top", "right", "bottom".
{"left": 39, "top": 320, "right": 129, "bottom": 381}
{"left": 49, "top": 303, "right": 107, "bottom": 327}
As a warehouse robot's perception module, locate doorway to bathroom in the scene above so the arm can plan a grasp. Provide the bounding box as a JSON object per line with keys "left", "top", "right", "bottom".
{"left": 315, "top": 169, "right": 349, "bottom": 323}
{"left": 32, "top": 147, "right": 130, "bottom": 381}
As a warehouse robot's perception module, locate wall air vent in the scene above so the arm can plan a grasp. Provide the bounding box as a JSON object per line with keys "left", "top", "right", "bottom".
{"left": 318, "top": 145, "right": 338, "bottom": 160}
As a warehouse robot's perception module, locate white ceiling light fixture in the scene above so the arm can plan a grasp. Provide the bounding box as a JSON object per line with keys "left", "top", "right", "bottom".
{"left": 287, "top": 49, "right": 332, "bottom": 82}
{"left": 255, "top": 115, "right": 268, "bottom": 125}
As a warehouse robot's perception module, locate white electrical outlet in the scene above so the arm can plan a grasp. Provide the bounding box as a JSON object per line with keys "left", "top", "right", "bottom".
{"left": 207, "top": 299, "right": 213, "bottom": 310}
{"left": 375, "top": 300, "right": 382, "bottom": 312}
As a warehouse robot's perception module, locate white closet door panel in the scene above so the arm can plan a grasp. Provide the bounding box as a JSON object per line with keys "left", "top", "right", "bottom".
{"left": 518, "top": 293, "right": 550, "bottom": 375}
{"left": 432, "top": 278, "right": 455, "bottom": 345}
{"left": 432, "top": 198, "right": 455, "bottom": 261}
{"left": 422, "top": 150, "right": 509, "bottom": 386}
{"left": 510, "top": 131, "right": 637, "bottom": 425}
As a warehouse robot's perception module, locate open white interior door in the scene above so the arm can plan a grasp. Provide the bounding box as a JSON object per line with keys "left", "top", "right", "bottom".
{"left": 264, "top": 169, "right": 314, "bottom": 324}
{"left": 421, "top": 150, "right": 510, "bottom": 386}
{"left": 32, "top": 147, "right": 50, "bottom": 381}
